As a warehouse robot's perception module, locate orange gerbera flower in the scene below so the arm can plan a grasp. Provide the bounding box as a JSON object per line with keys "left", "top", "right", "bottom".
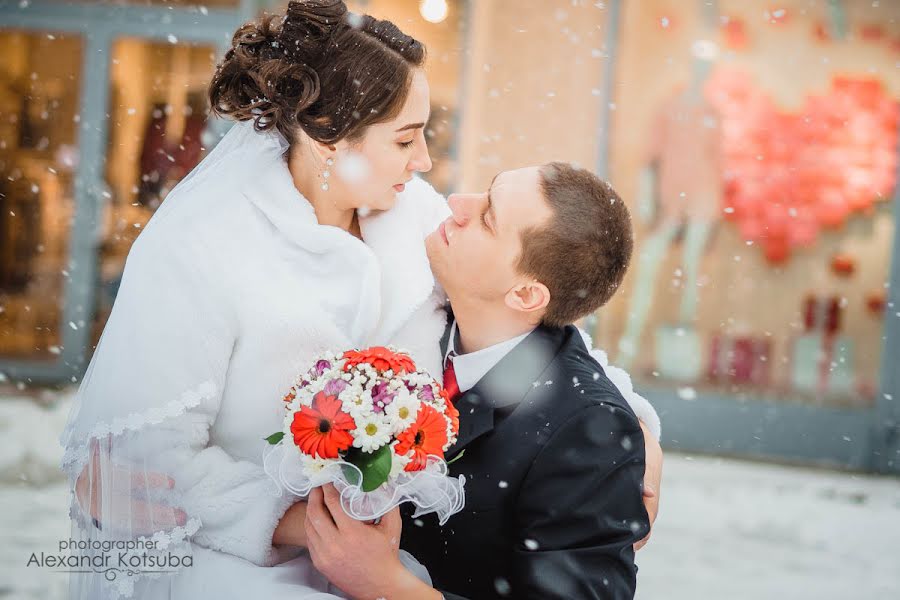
{"left": 342, "top": 346, "right": 417, "bottom": 375}
{"left": 444, "top": 398, "right": 460, "bottom": 438}
{"left": 290, "top": 392, "right": 356, "bottom": 459}
{"left": 395, "top": 403, "right": 450, "bottom": 472}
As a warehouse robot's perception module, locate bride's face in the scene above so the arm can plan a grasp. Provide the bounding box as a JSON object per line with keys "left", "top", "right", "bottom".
{"left": 331, "top": 68, "right": 433, "bottom": 212}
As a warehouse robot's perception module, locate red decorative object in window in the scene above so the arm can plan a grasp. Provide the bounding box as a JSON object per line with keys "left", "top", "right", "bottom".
{"left": 722, "top": 17, "right": 748, "bottom": 50}
{"left": 866, "top": 290, "right": 887, "bottom": 316}
{"left": 706, "top": 68, "right": 899, "bottom": 264}
{"left": 830, "top": 254, "right": 857, "bottom": 277}
{"left": 859, "top": 24, "right": 885, "bottom": 42}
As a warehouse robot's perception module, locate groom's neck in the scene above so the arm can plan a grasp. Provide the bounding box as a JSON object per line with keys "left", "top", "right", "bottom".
{"left": 450, "top": 300, "right": 537, "bottom": 355}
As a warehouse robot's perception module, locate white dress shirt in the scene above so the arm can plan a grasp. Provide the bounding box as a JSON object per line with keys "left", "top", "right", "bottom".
{"left": 443, "top": 319, "right": 533, "bottom": 395}
{"left": 443, "top": 319, "right": 662, "bottom": 439}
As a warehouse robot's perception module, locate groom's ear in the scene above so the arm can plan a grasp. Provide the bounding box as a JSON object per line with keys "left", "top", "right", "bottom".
{"left": 505, "top": 280, "right": 551, "bottom": 315}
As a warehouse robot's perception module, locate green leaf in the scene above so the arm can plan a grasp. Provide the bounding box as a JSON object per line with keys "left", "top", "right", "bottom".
{"left": 264, "top": 431, "right": 284, "bottom": 445}
{"left": 343, "top": 445, "right": 392, "bottom": 492}
{"left": 447, "top": 449, "right": 465, "bottom": 465}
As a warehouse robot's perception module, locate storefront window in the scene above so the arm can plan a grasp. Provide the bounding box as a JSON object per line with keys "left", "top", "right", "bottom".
{"left": 0, "top": 31, "right": 82, "bottom": 360}
{"left": 43, "top": 0, "right": 241, "bottom": 7}
{"left": 92, "top": 37, "right": 217, "bottom": 340}
{"left": 600, "top": 0, "right": 898, "bottom": 407}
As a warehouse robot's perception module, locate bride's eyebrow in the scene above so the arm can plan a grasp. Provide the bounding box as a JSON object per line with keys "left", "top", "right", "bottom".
{"left": 395, "top": 122, "right": 425, "bottom": 132}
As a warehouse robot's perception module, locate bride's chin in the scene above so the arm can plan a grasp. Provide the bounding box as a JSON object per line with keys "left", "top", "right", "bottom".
{"left": 378, "top": 196, "right": 398, "bottom": 211}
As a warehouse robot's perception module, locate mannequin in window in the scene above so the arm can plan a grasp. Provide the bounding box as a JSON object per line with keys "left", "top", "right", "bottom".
{"left": 617, "top": 41, "right": 723, "bottom": 379}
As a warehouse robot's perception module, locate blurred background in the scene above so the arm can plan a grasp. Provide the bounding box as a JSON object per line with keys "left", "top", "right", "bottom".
{"left": 0, "top": 0, "right": 898, "bottom": 598}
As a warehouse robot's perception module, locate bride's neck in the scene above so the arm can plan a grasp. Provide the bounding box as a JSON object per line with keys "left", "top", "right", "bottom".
{"left": 286, "top": 144, "right": 357, "bottom": 234}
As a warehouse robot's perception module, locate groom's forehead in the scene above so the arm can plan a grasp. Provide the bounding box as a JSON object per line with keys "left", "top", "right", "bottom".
{"left": 493, "top": 166, "right": 543, "bottom": 203}
{"left": 494, "top": 166, "right": 550, "bottom": 228}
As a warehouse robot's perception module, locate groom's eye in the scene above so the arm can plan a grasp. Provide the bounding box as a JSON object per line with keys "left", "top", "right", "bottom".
{"left": 481, "top": 208, "right": 490, "bottom": 230}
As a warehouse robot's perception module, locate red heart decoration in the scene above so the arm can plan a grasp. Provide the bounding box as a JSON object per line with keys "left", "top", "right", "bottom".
{"left": 705, "top": 67, "right": 899, "bottom": 263}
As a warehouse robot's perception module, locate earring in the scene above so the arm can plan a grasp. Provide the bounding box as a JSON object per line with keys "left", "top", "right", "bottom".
{"left": 321, "top": 157, "right": 334, "bottom": 191}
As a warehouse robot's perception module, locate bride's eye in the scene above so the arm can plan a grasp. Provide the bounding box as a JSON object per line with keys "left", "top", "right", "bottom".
{"left": 398, "top": 140, "right": 414, "bottom": 148}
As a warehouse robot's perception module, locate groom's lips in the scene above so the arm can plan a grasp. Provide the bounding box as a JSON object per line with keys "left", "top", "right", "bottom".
{"left": 438, "top": 221, "right": 449, "bottom": 245}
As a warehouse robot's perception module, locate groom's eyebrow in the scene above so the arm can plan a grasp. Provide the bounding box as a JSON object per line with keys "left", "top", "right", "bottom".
{"left": 487, "top": 173, "right": 499, "bottom": 234}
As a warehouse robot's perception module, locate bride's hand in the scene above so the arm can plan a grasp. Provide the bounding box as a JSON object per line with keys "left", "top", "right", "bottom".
{"left": 272, "top": 500, "right": 309, "bottom": 548}
{"left": 74, "top": 439, "right": 187, "bottom": 534}
{"left": 635, "top": 421, "right": 662, "bottom": 551}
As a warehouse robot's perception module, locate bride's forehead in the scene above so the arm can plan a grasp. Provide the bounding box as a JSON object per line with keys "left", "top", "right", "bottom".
{"left": 398, "top": 70, "right": 430, "bottom": 115}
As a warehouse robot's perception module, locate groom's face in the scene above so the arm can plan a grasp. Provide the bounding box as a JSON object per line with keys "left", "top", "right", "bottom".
{"left": 425, "top": 166, "right": 554, "bottom": 306}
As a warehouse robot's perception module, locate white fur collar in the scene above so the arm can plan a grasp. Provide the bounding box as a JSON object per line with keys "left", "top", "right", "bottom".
{"left": 238, "top": 129, "right": 436, "bottom": 347}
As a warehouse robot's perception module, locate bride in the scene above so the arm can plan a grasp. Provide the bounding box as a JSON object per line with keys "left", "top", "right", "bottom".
{"left": 60, "top": 1, "right": 659, "bottom": 598}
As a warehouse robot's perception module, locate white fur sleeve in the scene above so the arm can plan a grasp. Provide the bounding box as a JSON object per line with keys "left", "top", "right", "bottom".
{"left": 63, "top": 229, "right": 299, "bottom": 568}
{"left": 577, "top": 327, "right": 661, "bottom": 441}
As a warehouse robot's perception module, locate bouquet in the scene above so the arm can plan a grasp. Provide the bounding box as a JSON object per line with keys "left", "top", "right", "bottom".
{"left": 263, "top": 346, "right": 465, "bottom": 525}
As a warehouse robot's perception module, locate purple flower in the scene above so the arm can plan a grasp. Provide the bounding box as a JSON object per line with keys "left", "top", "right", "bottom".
{"left": 323, "top": 378, "right": 348, "bottom": 397}
{"left": 370, "top": 381, "right": 397, "bottom": 413}
{"left": 315, "top": 360, "right": 332, "bottom": 375}
{"left": 417, "top": 385, "right": 435, "bottom": 402}
{"left": 308, "top": 359, "right": 332, "bottom": 379}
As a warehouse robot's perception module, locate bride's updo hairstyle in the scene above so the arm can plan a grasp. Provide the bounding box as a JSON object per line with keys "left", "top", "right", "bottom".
{"left": 208, "top": 0, "right": 426, "bottom": 148}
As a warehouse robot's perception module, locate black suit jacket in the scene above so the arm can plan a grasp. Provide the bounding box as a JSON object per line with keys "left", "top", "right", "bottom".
{"left": 401, "top": 315, "right": 650, "bottom": 599}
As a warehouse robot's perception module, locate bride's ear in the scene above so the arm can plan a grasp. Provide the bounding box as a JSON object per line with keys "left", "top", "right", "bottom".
{"left": 293, "top": 127, "right": 337, "bottom": 164}
{"left": 309, "top": 138, "right": 338, "bottom": 164}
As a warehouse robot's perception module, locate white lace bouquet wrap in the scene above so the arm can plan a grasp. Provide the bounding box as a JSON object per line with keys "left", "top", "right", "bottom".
{"left": 263, "top": 346, "right": 465, "bottom": 525}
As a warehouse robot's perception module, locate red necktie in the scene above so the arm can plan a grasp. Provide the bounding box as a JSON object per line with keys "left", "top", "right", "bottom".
{"left": 443, "top": 358, "right": 461, "bottom": 404}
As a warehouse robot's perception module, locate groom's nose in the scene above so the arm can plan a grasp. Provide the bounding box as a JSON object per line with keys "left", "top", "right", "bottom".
{"left": 448, "top": 193, "right": 474, "bottom": 227}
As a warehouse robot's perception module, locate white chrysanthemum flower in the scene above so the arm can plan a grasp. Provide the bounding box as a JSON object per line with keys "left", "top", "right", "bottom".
{"left": 388, "top": 446, "right": 412, "bottom": 479}
{"left": 299, "top": 454, "right": 331, "bottom": 479}
{"left": 352, "top": 415, "right": 392, "bottom": 453}
{"left": 342, "top": 391, "right": 374, "bottom": 420}
{"left": 385, "top": 390, "right": 420, "bottom": 432}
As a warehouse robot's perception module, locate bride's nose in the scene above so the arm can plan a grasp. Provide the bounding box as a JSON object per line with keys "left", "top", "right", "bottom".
{"left": 409, "top": 137, "right": 432, "bottom": 173}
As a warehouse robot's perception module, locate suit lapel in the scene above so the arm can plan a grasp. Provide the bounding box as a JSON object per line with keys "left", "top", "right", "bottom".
{"left": 439, "top": 306, "right": 454, "bottom": 358}
{"left": 446, "top": 390, "right": 495, "bottom": 460}
{"left": 445, "top": 324, "right": 566, "bottom": 460}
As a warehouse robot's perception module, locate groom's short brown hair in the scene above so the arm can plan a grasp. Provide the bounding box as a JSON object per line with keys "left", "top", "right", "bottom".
{"left": 516, "top": 162, "right": 633, "bottom": 328}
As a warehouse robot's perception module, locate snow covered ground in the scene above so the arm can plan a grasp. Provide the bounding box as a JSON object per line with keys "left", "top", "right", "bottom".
{"left": 1, "top": 390, "right": 898, "bottom": 599}
{"left": 635, "top": 454, "right": 900, "bottom": 599}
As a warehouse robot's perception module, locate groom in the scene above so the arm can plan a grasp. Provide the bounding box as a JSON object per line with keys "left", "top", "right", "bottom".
{"left": 304, "top": 162, "right": 657, "bottom": 599}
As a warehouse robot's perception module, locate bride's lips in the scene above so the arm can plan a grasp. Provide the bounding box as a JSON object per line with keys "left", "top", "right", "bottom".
{"left": 393, "top": 183, "right": 406, "bottom": 193}
{"left": 438, "top": 221, "right": 449, "bottom": 245}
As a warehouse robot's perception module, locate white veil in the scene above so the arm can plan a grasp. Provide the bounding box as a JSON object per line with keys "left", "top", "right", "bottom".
{"left": 58, "top": 118, "right": 291, "bottom": 599}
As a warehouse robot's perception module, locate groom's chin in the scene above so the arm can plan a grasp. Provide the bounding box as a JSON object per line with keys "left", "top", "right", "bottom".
{"left": 425, "top": 237, "right": 449, "bottom": 283}
{"left": 425, "top": 231, "right": 441, "bottom": 262}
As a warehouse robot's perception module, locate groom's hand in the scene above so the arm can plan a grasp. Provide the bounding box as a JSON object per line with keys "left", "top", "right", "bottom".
{"left": 635, "top": 420, "right": 663, "bottom": 551}
{"left": 306, "top": 485, "right": 440, "bottom": 600}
